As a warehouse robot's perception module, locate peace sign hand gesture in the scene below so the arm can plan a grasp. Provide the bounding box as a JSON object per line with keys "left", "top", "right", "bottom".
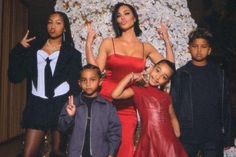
{"left": 157, "top": 21, "right": 169, "bottom": 41}
{"left": 20, "top": 30, "right": 36, "bottom": 48}
{"left": 86, "top": 22, "right": 97, "bottom": 47}
{"left": 66, "top": 95, "right": 76, "bottom": 117}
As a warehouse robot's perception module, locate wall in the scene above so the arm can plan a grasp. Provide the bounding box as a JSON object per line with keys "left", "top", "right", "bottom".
{"left": 0, "top": 0, "right": 28, "bottom": 143}
{"left": 0, "top": 0, "right": 55, "bottom": 143}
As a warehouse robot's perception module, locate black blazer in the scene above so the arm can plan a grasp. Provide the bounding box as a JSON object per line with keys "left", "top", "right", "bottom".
{"left": 8, "top": 41, "right": 82, "bottom": 97}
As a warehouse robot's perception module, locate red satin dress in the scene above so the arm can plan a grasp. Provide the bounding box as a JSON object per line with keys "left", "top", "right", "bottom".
{"left": 131, "top": 86, "right": 188, "bottom": 157}
{"left": 100, "top": 39, "right": 145, "bottom": 157}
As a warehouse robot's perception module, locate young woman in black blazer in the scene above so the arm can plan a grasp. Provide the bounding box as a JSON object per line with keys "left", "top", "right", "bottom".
{"left": 8, "top": 11, "right": 82, "bottom": 157}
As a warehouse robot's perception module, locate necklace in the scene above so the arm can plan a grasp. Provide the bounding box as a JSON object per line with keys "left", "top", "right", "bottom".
{"left": 46, "top": 39, "right": 61, "bottom": 50}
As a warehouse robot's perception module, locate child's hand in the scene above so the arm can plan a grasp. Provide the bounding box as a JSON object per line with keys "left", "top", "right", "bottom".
{"left": 130, "top": 72, "right": 143, "bottom": 83}
{"left": 66, "top": 95, "right": 76, "bottom": 117}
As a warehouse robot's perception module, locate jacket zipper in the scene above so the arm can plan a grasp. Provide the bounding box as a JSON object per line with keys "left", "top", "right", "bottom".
{"left": 90, "top": 103, "right": 93, "bottom": 156}
{"left": 188, "top": 71, "right": 194, "bottom": 127}
{"left": 221, "top": 70, "right": 225, "bottom": 133}
{"left": 182, "top": 70, "right": 194, "bottom": 127}
{"left": 80, "top": 105, "right": 88, "bottom": 157}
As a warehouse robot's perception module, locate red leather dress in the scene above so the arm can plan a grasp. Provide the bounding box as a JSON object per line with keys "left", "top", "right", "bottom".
{"left": 100, "top": 51, "right": 145, "bottom": 157}
{"left": 131, "top": 86, "right": 188, "bottom": 157}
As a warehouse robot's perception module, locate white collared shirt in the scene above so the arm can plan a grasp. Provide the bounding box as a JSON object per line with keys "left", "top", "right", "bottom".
{"left": 31, "top": 49, "right": 69, "bottom": 99}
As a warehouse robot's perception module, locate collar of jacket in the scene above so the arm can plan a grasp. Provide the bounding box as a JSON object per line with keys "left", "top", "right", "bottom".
{"left": 77, "top": 92, "right": 108, "bottom": 106}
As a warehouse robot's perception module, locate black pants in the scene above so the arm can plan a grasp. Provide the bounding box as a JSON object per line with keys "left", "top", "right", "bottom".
{"left": 182, "top": 141, "right": 223, "bottom": 157}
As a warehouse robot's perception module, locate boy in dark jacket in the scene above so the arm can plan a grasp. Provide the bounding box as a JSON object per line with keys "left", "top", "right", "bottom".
{"left": 58, "top": 64, "right": 121, "bottom": 157}
{"left": 170, "top": 28, "right": 234, "bottom": 157}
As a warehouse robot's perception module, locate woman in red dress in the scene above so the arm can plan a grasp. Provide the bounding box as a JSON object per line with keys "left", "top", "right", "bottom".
{"left": 112, "top": 60, "right": 188, "bottom": 157}
{"left": 86, "top": 2, "right": 174, "bottom": 157}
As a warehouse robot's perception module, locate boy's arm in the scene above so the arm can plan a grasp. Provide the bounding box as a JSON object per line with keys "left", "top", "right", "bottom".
{"left": 58, "top": 96, "right": 76, "bottom": 132}
{"left": 222, "top": 74, "right": 234, "bottom": 147}
{"left": 111, "top": 73, "right": 135, "bottom": 99}
{"left": 169, "top": 72, "right": 181, "bottom": 118}
{"left": 169, "top": 104, "right": 181, "bottom": 137}
{"left": 107, "top": 104, "right": 122, "bottom": 156}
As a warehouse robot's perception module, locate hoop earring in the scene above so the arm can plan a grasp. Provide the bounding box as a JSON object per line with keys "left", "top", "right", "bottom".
{"left": 63, "top": 32, "right": 65, "bottom": 42}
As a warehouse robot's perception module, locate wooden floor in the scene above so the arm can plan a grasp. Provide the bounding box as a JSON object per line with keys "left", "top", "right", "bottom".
{"left": 0, "top": 134, "right": 235, "bottom": 157}
{"left": 0, "top": 135, "right": 52, "bottom": 157}
{"left": 0, "top": 135, "right": 23, "bottom": 157}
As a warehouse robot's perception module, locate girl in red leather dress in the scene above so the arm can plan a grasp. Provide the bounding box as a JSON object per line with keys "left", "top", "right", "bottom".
{"left": 112, "top": 60, "right": 188, "bottom": 157}
{"left": 85, "top": 2, "right": 175, "bottom": 157}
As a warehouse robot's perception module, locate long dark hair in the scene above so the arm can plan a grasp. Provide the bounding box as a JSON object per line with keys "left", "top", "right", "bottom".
{"left": 112, "top": 2, "right": 142, "bottom": 37}
{"left": 52, "top": 11, "right": 74, "bottom": 47}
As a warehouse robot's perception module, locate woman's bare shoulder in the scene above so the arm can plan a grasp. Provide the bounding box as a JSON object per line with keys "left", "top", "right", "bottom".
{"left": 101, "top": 37, "right": 113, "bottom": 44}
{"left": 99, "top": 37, "right": 114, "bottom": 54}
{"left": 143, "top": 42, "right": 157, "bottom": 54}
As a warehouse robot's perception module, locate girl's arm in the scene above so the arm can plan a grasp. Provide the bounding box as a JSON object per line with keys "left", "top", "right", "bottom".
{"left": 86, "top": 23, "right": 109, "bottom": 71}
{"left": 8, "top": 31, "right": 36, "bottom": 83}
{"left": 169, "top": 104, "right": 180, "bottom": 137}
{"left": 147, "top": 22, "right": 175, "bottom": 63}
{"left": 111, "top": 73, "right": 138, "bottom": 99}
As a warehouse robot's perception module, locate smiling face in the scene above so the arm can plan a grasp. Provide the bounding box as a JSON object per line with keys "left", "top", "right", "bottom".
{"left": 189, "top": 38, "right": 212, "bottom": 66}
{"left": 47, "top": 13, "right": 65, "bottom": 40}
{"left": 148, "top": 63, "right": 173, "bottom": 86}
{"left": 79, "top": 69, "right": 101, "bottom": 97}
{"left": 116, "top": 5, "right": 136, "bottom": 32}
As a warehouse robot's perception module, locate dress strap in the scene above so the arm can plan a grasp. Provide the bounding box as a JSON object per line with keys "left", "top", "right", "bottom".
{"left": 111, "top": 38, "right": 116, "bottom": 54}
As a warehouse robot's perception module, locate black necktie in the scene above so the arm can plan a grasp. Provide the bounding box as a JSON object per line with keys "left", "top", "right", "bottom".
{"left": 45, "top": 57, "right": 54, "bottom": 98}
